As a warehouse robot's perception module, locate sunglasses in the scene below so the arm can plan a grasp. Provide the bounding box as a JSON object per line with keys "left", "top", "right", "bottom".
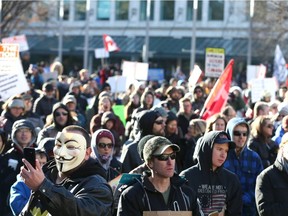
{"left": 98, "top": 143, "right": 113, "bottom": 149}
{"left": 55, "top": 112, "right": 68, "bottom": 117}
{"left": 154, "top": 120, "right": 164, "bottom": 125}
{"left": 153, "top": 152, "right": 176, "bottom": 161}
{"left": 233, "top": 131, "right": 248, "bottom": 137}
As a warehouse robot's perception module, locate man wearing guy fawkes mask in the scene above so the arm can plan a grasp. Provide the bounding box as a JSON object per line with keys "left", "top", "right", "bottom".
{"left": 19, "top": 125, "right": 113, "bottom": 216}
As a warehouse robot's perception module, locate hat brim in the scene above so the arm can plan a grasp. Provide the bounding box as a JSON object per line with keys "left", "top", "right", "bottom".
{"left": 153, "top": 144, "right": 180, "bottom": 155}
{"left": 215, "top": 139, "right": 236, "bottom": 149}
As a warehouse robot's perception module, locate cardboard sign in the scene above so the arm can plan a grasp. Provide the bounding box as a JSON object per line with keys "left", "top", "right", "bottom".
{"left": 95, "top": 48, "right": 109, "bottom": 59}
{"left": 122, "top": 60, "right": 149, "bottom": 81}
{"left": 107, "top": 76, "right": 127, "bottom": 93}
{"left": 250, "top": 78, "right": 277, "bottom": 103}
{"left": 0, "top": 44, "right": 29, "bottom": 101}
{"left": 205, "top": 48, "right": 225, "bottom": 77}
{"left": 143, "top": 211, "right": 192, "bottom": 216}
{"left": 2, "top": 35, "right": 29, "bottom": 52}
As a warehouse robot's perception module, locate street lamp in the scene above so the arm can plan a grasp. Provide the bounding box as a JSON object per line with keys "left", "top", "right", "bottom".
{"left": 190, "top": 0, "right": 198, "bottom": 72}
{"left": 58, "top": 0, "right": 64, "bottom": 63}
{"left": 247, "top": 0, "right": 254, "bottom": 66}
{"left": 0, "top": 0, "right": 2, "bottom": 40}
{"left": 83, "top": 0, "right": 91, "bottom": 69}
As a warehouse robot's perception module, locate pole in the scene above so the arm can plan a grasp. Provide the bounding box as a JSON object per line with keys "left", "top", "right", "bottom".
{"left": 247, "top": 0, "right": 254, "bottom": 66}
{"left": 143, "top": 0, "right": 151, "bottom": 63}
{"left": 83, "top": 0, "right": 90, "bottom": 69}
{"left": 190, "top": 0, "right": 198, "bottom": 71}
{"left": 58, "top": 0, "right": 64, "bottom": 63}
{"left": 0, "top": 0, "right": 2, "bottom": 40}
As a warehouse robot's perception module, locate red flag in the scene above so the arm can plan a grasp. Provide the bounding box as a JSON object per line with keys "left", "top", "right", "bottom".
{"left": 200, "top": 59, "right": 234, "bottom": 120}
{"left": 103, "top": 34, "right": 120, "bottom": 52}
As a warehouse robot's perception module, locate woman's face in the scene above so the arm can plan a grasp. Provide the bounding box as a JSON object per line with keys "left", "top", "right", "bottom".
{"left": 55, "top": 108, "right": 68, "bottom": 126}
{"left": 166, "top": 120, "right": 177, "bottom": 134}
{"left": 262, "top": 120, "right": 274, "bottom": 137}
{"left": 212, "top": 118, "right": 226, "bottom": 131}
{"left": 132, "top": 95, "right": 140, "bottom": 105}
{"left": 97, "top": 137, "right": 113, "bottom": 157}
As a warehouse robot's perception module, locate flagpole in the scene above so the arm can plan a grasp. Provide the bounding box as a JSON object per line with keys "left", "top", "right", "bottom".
{"left": 83, "top": 0, "right": 91, "bottom": 69}
{"left": 58, "top": 0, "right": 64, "bottom": 63}
{"left": 190, "top": 0, "right": 198, "bottom": 71}
{"left": 247, "top": 0, "right": 254, "bottom": 66}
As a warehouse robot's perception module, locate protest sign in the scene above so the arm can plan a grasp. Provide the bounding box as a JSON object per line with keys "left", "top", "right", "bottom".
{"left": 0, "top": 44, "right": 29, "bottom": 101}
{"left": 205, "top": 48, "right": 225, "bottom": 77}
{"left": 2, "top": 35, "right": 29, "bottom": 52}
{"left": 250, "top": 78, "right": 277, "bottom": 103}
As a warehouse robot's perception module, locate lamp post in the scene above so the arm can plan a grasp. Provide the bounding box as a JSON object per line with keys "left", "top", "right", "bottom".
{"left": 83, "top": 0, "right": 90, "bottom": 69}
{"left": 190, "top": 0, "right": 198, "bottom": 71}
{"left": 143, "top": 0, "right": 151, "bottom": 63}
{"left": 58, "top": 0, "right": 64, "bottom": 63}
{"left": 0, "top": 0, "right": 2, "bottom": 40}
{"left": 247, "top": 0, "right": 254, "bottom": 66}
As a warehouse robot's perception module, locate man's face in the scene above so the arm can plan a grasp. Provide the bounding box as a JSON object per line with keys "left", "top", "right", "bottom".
{"left": 54, "top": 131, "right": 87, "bottom": 173}
{"left": 232, "top": 125, "right": 248, "bottom": 150}
{"left": 183, "top": 101, "right": 192, "bottom": 114}
{"left": 10, "top": 107, "right": 24, "bottom": 117}
{"left": 100, "top": 98, "right": 111, "bottom": 112}
{"left": 149, "top": 147, "right": 175, "bottom": 178}
{"left": 212, "top": 143, "right": 229, "bottom": 170}
{"left": 15, "top": 128, "right": 33, "bottom": 148}
{"left": 152, "top": 117, "right": 165, "bottom": 136}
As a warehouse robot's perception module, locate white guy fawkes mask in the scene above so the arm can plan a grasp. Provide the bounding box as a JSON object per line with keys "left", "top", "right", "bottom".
{"left": 54, "top": 132, "right": 87, "bottom": 173}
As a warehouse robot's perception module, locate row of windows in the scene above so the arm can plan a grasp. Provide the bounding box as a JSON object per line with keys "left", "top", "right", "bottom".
{"left": 60, "top": 0, "right": 224, "bottom": 22}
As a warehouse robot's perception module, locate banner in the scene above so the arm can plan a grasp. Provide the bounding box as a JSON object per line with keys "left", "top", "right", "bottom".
{"left": 200, "top": 59, "right": 234, "bottom": 120}
{"left": 103, "top": 34, "right": 120, "bottom": 52}
{"left": 273, "top": 44, "right": 287, "bottom": 85}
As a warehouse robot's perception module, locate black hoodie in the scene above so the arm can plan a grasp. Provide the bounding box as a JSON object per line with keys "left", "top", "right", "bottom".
{"left": 180, "top": 131, "right": 242, "bottom": 216}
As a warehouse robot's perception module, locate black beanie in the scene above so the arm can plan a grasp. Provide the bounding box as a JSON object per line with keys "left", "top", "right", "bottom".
{"left": 138, "top": 110, "right": 161, "bottom": 136}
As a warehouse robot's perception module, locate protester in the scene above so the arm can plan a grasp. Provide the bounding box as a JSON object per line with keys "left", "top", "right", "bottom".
{"left": 255, "top": 132, "right": 288, "bottom": 216}
{"left": 0, "top": 120, "right": 37, "bottom": 215}
{"left": 205, "top": 113, "right": 227, "bottom": 133}
{"left": 225, "top": 117, "right": 263, "bottom": 216}
{"left": 9, "top": 149, "right": 48, "bottom": 216}
{"left": 19, "top": 125, "right": 113, "bottom": 215}
{"left": 272, "top": 115, "right": 288, "bottom": 145}
{"left": 117, "top": 136, "right": 201, "bottom": 216}
{"left": 180, "top": 131, "right": 242, "bottom": 216}
{"left": 249, "top": 116, "right": 278, "bottom": 168}
{"left": 91, "top": 129, "right": 122, "bottom": 182}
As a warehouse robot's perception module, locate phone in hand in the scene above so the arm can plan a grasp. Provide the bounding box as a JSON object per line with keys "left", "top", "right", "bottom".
{"left": 23, "top": 147, "right": 36, "bottom": 169}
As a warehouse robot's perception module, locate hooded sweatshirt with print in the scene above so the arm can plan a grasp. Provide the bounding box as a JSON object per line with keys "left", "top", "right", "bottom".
{"left": 180, "top": 131, "right": 242, "bottom": 216}
{"left": 224, "top": 117, "right": 263, "bottom": 213}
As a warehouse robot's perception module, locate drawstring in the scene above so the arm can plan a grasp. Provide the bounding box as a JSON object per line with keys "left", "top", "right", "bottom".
{"left": 179, "top": 187, "right": 189, "bottom": 210}
{"left": 135, "top": 178, "right": 152, "bottom": 211}
{"left": 173, "top": 201, "right": 180, "bottom": 211}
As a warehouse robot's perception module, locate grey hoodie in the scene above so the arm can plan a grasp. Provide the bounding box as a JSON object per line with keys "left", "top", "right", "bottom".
{"left": 11, "top": 119, "right": 36, "bottom": 151}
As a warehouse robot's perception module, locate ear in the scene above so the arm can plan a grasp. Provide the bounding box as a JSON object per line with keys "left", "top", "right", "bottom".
{"left": 147, "top": 160, "right": 153, "bottom": 170}
{"left": 85, "top": 147, "right": 92, "bottom": 159}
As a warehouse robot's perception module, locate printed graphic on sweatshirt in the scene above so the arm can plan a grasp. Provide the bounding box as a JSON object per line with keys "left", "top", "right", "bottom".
{"left": 197, "top": 184, "right": 226, "bottom": 215}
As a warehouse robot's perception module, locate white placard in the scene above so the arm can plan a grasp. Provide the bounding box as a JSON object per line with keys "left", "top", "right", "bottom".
{"left": 247, "top": 65, "right": 267, "bottom": 83}
{"left": 251, "top": 78, "right": 277, "bottom": 103}
{"left": 189, "top": 65, "right": 202, "bottom": 86}
{"left": 205, "top": 47, "right": 225, "bottom": 77}
{"left": 95, "top": 48, "right": 109, "bottom": 59}
{"left": 106, "top": 76, "right": 127, "bottom": 93}
{"left": 122, "top": 60, "right": 149, "bottom": 81}
{"left": 2, "top": 35, "right": 29, "bottom": 52}
{"left": 0, "top": 44, "right": 29, "bottom": 101}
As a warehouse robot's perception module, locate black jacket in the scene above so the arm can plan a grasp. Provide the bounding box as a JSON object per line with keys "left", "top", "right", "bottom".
{"left": 255, "top": 158, "right": 288, "bottom": 216}
{"left": 117, "top": 173, "right": 201, "bottom": 216}
{"left": 180, "top": 131, "right": 242, "bottom": 216}
{"left": 21, "top": 158, "right": 113, "bottom": 216}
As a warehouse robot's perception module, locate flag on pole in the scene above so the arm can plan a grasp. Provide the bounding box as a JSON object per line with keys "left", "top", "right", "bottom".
{"left": 273, "top": 44, "right": 287, "bottom": 85}
{"left": 103, "top": 34, "right": 120, "bottom": 52}
{"left": 200, "top": 59, "right": 234, "bottom": 120}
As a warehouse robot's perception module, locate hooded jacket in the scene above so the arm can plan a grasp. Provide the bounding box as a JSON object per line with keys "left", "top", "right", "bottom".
{"left": 120, "top": 110, "right": 161, "bottom": 173}
{"left": 0, "top": 119, "right": 37, "bottom": 215}
{"left": 180, "top": 131, "right": 242, "bottom": 216}
{"left": 20, "top": 158, "right": 113, "bottom": 216}
{"left": 117, "top": 172, "right": 201, "bottom": 216}
{"left": 91, "top": 129, "right": 122, "bottom": 181}
{"left": 37, "top": 103, "right": 75, "bottom": 144}
{"left": 224, "top": 118, "right": 263, "bottom": 210}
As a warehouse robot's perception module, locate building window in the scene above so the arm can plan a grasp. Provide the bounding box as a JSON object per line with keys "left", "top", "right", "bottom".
{"left": 97, "top": 0, "right": 110, "bottom": 20}
{"left": 160, "top": 0, "right": 175, "bottom": 20}
{"left": 115, "top": 0, "right": 129, "bottom": 20}
{"left": 186, "top": 0, "right": 202, "bottom": 21}
{"left": 140, "top": 0, "right": 154, "bottom": 21}
{"left": 75, "top": 0, "right": 86, "bottom": 21}
{"left": 208, "top": 0, "right": 224, "bottom": 20}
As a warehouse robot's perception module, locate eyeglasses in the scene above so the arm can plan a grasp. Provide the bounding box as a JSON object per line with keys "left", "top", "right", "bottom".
{"left": 265, "top": 124, "right": 274, "bottom": 129}
{"left": 98, "top": 143, "right": 113, "bottom": 149}
{"left": 153, "top": 152, "right": 176, "bottom": 161}
{"left": 233, "top": 131, "right": 248, "bottom": 137}
{"left": 55, "top": 112, "right": 68, "bottom": 117}
{"left": 154, "top": 120, "right": 164, "bottom": 125}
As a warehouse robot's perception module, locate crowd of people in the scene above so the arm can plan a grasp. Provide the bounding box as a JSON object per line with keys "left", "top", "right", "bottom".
{"left": 0, "top": 61, "right": 288, "bottom": 216}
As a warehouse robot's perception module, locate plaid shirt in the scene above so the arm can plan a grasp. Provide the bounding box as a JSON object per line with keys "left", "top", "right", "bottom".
{"left": 224, "top": 146, "right": 263, "bottom": 207}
